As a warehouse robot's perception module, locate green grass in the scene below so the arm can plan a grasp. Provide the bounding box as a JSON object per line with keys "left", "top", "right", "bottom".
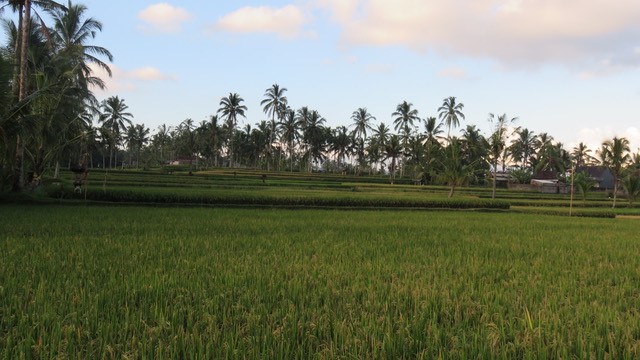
{"left": 2, "top": 205, "right": 640, "bottom": 358}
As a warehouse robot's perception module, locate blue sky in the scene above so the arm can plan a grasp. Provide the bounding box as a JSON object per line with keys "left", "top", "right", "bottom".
{"left": 3, "top": 0, "right": 640, "bottom": 152}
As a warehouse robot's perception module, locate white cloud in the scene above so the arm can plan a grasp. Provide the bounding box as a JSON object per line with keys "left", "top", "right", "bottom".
{"left": 130, "top": 67, "right": 175, "bottom": 81}
{"left": 215, "top": 5, "right": 308, "bottom": 38}
{"left": 138, "top": 3, "right": 191, "bottom": 34}
{"left": 318, "top": 0, "right": 640, "bottom": 72}
{"left": 90, "top": 64, "right": 175, "bottom": 94}
{"left": 316, "top": 0, "right": 360, "bottom": 22}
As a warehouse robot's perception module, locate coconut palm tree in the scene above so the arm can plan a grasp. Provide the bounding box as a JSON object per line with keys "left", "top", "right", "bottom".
{"left": 330, "top": 126, "right": 352, "bottom": 170}
{"left": 573, "top": 171, "right": 596, "bottom": 204}
{"left": 207, "top": 115, "right": 222, "bottom": 167}
{"left": 5, "top": 0, "right": 66, "bottom": 190}
{"left": 279, "top": 108, "right": 301, "bottom": 171}
{"left": 123, "top": 123, "right": 149, "bottom": 168}
{"left": 621, "top": 170, "right": 640, "bottom": 207}
{"left": 47, "top": 0, "right": 112, "bottom": 92}
{"left": 601, "top": 137, "right": 631, "bottom": 208}
{"left": 438, "top": 138, "right": 476, "bottom": 197}
{"left": 487, "top": 113, "right": 518, "bottom": 198}
{"left": 301, "top": 109, "right": 326, "bottom": 172}
{"left": 422, "top": 116, "right": 444, "bottom": 147}
{"left": 392, "top": 101, "right": 419, "bottom": 176}
{"left": 438, "top": 96, "right": 465, "bottom": 138}
{"left": 98, "top": 96, "right": 133, "bottom": 168}
{"left": 153, "top": 124, "right": 171, "bottom": 165}
{"left": 260, "top": 84, "right": 287, "bottom": 170}
{"left": 350, "top": 107, "right": 375, "bottom": 170}
{"left": 460, "top": 124, "right": 488, "bottom": 179}
{"left": 392, "top": 101, "right": 419, "bottom": 140}
{"left": 384, "top": 134, "right": 403, "bottom": 184}
{"left": 369, "top": 122, "right": 391, "bottom": 172}
{"left": 217, "top": 92, "right": 247, "bottom": 167}
{"left": 350, "top": 107, "right": 375, "bottom": 142}
{"left": 509, "top": 128, "right": 536, "bottom": 169}
{"left": 571, "top": 142, "right": 593, "bottom": 168}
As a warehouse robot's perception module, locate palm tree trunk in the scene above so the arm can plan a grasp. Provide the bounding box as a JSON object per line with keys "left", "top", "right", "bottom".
{"left": 109, "top": 145, "right": 114, "bottom": 169}
{"left": 449, "top": 185, "right": 455, "bottom": 198}
{"left": 12, "top": 0, "right": 32, "bottom": 191}
{"left": 613, "top": 179, "right": 618, "bottom": 209}
{"left": 492, "top": 161, "right": 497, "bottom": 199}
{"left": 390, "top": 157, "right": 396, "bottom": 184}
{"left": 289, "top": 141, "right": 294, "bottom": 172}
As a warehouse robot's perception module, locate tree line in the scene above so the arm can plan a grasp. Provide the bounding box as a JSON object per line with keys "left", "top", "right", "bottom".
{"left": 1, "top": 1, "right": 639, "bottom": 206}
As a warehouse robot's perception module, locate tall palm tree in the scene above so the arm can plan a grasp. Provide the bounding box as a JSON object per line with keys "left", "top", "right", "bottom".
{"left": 423, "top": 116, "right": 444, "bottom": 147}
{"left": 536, "top": 142, "right": 570, "bottom": 176}
{"left": 392, "top": 101, "right": 419, "bottom": 139}
{"left": 350, "top": 107, "right": 375, "bottom": 170}
{"left": 153, "top": 124, "right": 171, "bottom": 165}
{"left": 0, "top": 50, "right": 15, "bottom": 181}
{"left": 509, "top": 128, "right": 536, "bottom": 169}
{"left": 217, "top": 92, "right": 247, "bottom": 167}
{"left": 487, "top": 113, "right": 518, "bottom": 198}
{"left": 438, "top": 138, "right": 476, "bottom": 197}
{"left": 260, "top": 84, "right": 287, "bottom": 170}
{"left": 384, "top": 134, "right": 403, "bottom": 184}
{"left": 350, "top": 107, "right": 375, "bottom": 142}
{"left": 330, "top": 126, "right": 352, "bottom": 170}
{"left": 177, "top": 118, "right": 196, "bottom": 169}
{"left": 207, "top": 115, "right": 221, "bottom": 167}
{"left": 438, "top": 96, "right": 465, "bottom": 138}
{"left": 460, "top": 125, "right": 488, "bottom": 173}
{"left": 370, "top": 122, "right": 391, "bottom": 172}
{"left": 47, "top": 0, "right": 112, "bottom": 91}
{"left": 5, "top": 0, "right": 66, "bottom": 190}
{"left": 392, "top": 101, "right": 419, "bottom": 177}
{"left": 98, "top": 96, "right": 133, "bottom": 168}
{"left": 279, "top": 108, "right": 301, "bottom": 171}
{"left": 601, "top": 137, "right": 631, "bottom": 208}
{"left": 302, "top": 109, "right": 326, "bottom": 172}
{"left": 571, "top": 142, "right": 593, "bottom": 168}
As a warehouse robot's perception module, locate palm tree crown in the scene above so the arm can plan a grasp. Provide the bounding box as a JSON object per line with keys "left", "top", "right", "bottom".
{"left": 218, "top": 92, "right": 247, "bottom": 130}
{"left": 392, "top": 101, "right": 419, "bottom": 135}
{"left": 260, "top": 84, "right": 287, "bottom": 122}
{"left": 438, "top": 96, "right": 465, "bottom": 137}
{"left": 601, "top": 136, "right": 631, "bottom": 208}
{"left": 350, "top": 107, "right": 375, "bottom": 141}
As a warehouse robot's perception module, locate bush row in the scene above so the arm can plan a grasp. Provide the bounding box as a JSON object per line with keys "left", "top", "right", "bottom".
{"left": 512, "top": 208, "right": 616, "bottom": 218}
{"left": 46, "top": 186, "right": 510, "bottom": 210}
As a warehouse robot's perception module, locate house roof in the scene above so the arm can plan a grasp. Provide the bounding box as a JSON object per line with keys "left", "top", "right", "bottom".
{"left": 576, "top": 166, "right": 610, "bottom": 180}
{"left": 532, "top": 170, "right": 557, "bottom": 180}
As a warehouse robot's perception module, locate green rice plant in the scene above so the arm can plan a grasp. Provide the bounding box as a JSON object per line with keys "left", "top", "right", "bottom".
{"left": 1, "top": 206, "right": 639, "bottom": 358}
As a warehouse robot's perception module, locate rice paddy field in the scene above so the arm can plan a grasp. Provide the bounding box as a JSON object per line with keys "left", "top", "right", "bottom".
{"left": 2, "top": 204, "right": 640, "bottom": 358}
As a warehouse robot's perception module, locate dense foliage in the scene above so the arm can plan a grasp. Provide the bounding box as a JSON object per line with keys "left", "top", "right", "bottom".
{"left": 2, "top": 2, "right": 639, "bottom": 203}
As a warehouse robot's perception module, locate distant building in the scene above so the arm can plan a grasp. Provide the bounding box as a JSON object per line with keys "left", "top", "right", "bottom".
{"left": 491, "top": 171, "right": 512, "bottom": 188}
{"left": 576, "top": 166, "right": 615, "bottom": 189}
{"left": 531, "top": 170, "right": 558, "bottom": 181}
{"left": 530, "top": 171, "right": 569, "bottom": 194}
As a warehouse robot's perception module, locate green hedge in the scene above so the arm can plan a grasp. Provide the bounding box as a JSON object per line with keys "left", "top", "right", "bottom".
{"left": 46, "top": 186, "right": 510, "bottom": 210}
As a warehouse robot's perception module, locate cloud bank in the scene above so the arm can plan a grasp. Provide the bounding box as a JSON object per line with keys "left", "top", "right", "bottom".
{"left": 318, "top": 0, "right": 640, "bottom": 72}
{"left": 138, "top": 3, "right": 191, "bottom": 33}
{"left": 215, "top": 5, "right": 308, "bottom": 38}
{"left": 90, "top": 65, "right": 175, "bottom": 94}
